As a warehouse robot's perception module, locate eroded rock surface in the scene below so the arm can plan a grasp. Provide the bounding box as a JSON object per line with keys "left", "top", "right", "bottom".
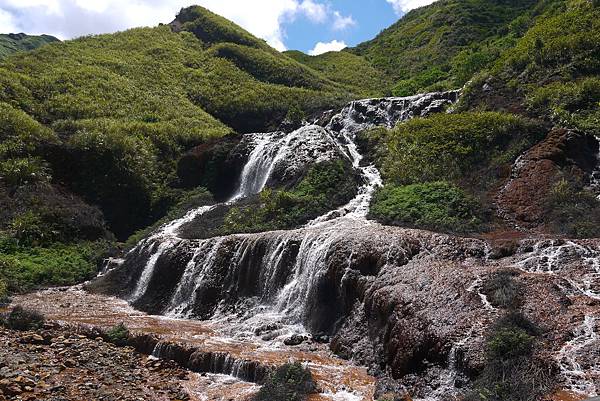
{"left": 497, "top": 128, "right": 599, "bottom": 227}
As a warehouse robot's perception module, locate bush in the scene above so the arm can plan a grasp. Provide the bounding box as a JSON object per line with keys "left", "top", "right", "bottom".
{"left": 0, "top": 102, "right": 57, "bottom": 159}
{"left": 0, "top": 279, "right": 7, "bottom": 304}
{"left": 106, "top": 322, "right": 129, "bottom": 346}
{"left": 482, "top": 270, "right": 522, "bottom": 309}
{"left": 369, "top": 182, "right": 484, "bottom": 233}
{"left": 527, "top": 77, "right": 600, "bottom": 135}
{"left": 466, "top": 312, "right": 549, "bottom": 401}
{"left": 0, "top": 157, "right": 50, "bottom": 187}
{"left": 2, "top": 305, "right": 44, "bottom": 331}
{"left": 254, "top": 362, "right": 317, "bottom": 401}
{"left": 9, "top": 211, "right": 53, "bottom": 247}
{"left": 546, "top": 179, "right": 600, "bottom": 238}
{"left": 0, "top": 239, "right": 109, "bottom": 294}
{"left": 379, "top": 112, "right": 543, "bottom": 185}
{"left": 222, "top": 160, "right": 358, "bottom": 234}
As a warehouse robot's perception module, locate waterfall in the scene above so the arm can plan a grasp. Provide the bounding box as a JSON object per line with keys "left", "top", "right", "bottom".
{"left": 516, "top": 240, "right": 600, "bottom": 395}
{"left": 120, "top": 90, "right": 461, "bottom": 330}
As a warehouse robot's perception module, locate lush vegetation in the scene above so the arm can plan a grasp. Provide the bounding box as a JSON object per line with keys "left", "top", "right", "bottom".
{"left": 0, "top": 33, "right": 59, "bottom": 61}
{"left": 365, "top": 112, "right": 543, "bottom": 233}
{"left": 350, "top": 0, "right": 544, "bottom": 94}
{"left": 0, "top": 236, "right": 109, "bottom": 295}
{"left": 369, "top": 182, "right": 483, "bottom": 233}
{"left": 377, "top": 112, "right": 543, "bottom": 185}
{"left": 222, "top": 160, "right": 358, "bottom": 234}
{"left": 254, "top": 362, "right": 316, "bottom": 401}
{"left": 462, "top": 0, "right": 600, "bottom": 125}
{"left": 285, "top": 50, "right": 391, "bottom": 97}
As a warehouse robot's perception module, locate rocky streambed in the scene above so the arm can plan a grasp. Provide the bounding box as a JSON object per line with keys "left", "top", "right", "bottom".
{"left": 9, "top": 287, "right": 375, "bottom": 401}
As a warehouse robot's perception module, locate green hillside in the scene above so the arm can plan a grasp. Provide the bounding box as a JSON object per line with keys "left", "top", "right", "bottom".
{"left": 285, "top": 50, "right": 392, "bottom": 96}
{"left": 350, "top": 0, "right": 552, "bottom": 95}
{"left": 0, "top": 33, "right": 59, "bottom": 61}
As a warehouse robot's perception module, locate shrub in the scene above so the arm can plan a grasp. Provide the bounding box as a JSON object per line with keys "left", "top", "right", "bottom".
{"left": 369, "top": 182, "right": 484, "bottom": 233}
{"left": 545, "top": 179, "right": 600, "bottom": 238}
{"left": 379, "top": 112, "right": 543, "bottom": 185}
{"left": 106, "top": 322, "right": 129, "bottom": 346}
{"left": 527, "top": 77, "right": 600, "bottom": 135}
{"left": 3, "top": 305, "right": 44, "bottom": 331}
{"left": 0, "top": 157, "right": 50, "bottom": 187}
{"left": 222, "top": 160, "right": 358, "bottom": 234}
{"left": 9, "top": 211, "right": 54, "bottom": 247}
{"left": 466, "top": 312, "right": 549, "bottom": 401}
{"left": 0, "top": 279, "right": 7, "bottom": 304}
{"left": 0, "top": 102, "right": 57, "bottom": 159}
{"left": 254, "top": 362, "right": 317, "bottom": 401}
{"left": 482, "top": 270, "right": 522, "bottom": 309}
{"left": 0, "top": 239, "right": 109, "bottom": 293}
{"left": 67, "top": 129, "right": 156, "bottom": 240}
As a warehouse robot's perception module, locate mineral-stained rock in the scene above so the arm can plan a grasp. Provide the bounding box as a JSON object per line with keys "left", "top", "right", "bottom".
{"left": 496, "top": 128, "right": 599, "bottom": 227}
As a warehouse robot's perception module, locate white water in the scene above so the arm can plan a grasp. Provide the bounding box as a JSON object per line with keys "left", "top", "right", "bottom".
{"left": 557, "top": 316, "right": 599, "bottom": 396}
{"left": 117, "top": 92, "right": 461, "bottom": 399}
{"left": 516, "top": 240, "right": 600, "bottom": 395}
{"left": 517, "top": 240, "right": 600, "bottom": 299}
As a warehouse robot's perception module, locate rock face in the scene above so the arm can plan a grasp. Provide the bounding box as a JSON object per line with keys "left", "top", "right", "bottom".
{"left": 176, "top": 134, "right": 245, "bottom": 200}
{"left": 496, "top": 128, "right": 599, "bottom": 227}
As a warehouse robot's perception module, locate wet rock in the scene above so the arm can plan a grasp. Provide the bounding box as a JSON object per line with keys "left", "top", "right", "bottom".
{"left": 312, "top": 333, "right": 330, "bottom": 344}
{"left": 283, "top": 335, "right": 308, "bottom": 346}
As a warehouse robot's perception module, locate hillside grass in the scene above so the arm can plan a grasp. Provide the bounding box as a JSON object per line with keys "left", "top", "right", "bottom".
{"left": 0, "top": 33, "right": 59, "bottom": 61}
{"left": 351, "top": 0, "right": 543, "bottom": 94}
{"left": 285, "top": 50, "right": 391, "bottom": 97}
{"left": 461, "top": 0, "right": 600, "bottom": 130}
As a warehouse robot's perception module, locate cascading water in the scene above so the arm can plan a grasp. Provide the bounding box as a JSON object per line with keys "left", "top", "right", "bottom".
{"left": 96, "top": 91, "right": 464, "bottom": 400}
{"left": 557, "top": 316, "right": 599, "bottom": 397}
{"left": 126, "top": 91, "right": 460, "bottom": 316}
{"left": 515, "top": 240, "right": 600, "bottom": 395}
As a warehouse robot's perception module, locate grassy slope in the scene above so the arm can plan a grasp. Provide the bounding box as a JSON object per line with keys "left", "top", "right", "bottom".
{"left": 0, "top": 33, "right": 59, "bottom": 61}
{"left": 367, "top": 0, "right": 600, "bottom": 237}
{"left": 349, "top": 0, "right": 544, "bottom": 93}
{"left": 284, "top": 50, "right": 392, "bottom": 97}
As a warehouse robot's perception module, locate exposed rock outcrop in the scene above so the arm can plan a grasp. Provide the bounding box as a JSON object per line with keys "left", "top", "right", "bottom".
{"left": 496, "top": 128, "right": 599, "bottom": 227}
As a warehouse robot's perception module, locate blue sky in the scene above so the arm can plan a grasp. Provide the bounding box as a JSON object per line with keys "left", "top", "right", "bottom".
{"left": 284, "top": 0, "right": 399, "bottom": 53}
{"left": 0, "top": 0, "right": 438, "bottom": 54}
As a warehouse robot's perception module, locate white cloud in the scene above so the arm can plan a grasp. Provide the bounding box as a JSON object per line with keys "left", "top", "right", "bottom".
{"left": 308, "top": 39, "right": 346, "bottom": 55}
{"left": 0, "top": 8, "right": 18, "bottom": 32}
{"left": 332, "top": 11, "right": 355, "bottom": 31}
{"left": 0, "top": 0, "right": 359, "bottom": 51}
{"left": 385, "top": 0, "right": 439, "bottom": 14}
{"left": 0, "top": 0, "right": 343, "bottom": 51}
{"left": 298, "top": 0, "right": 327, "bottom": 23}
